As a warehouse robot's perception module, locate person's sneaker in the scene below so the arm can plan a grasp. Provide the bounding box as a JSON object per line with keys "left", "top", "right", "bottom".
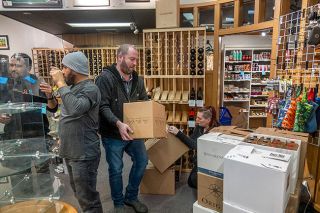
{"left": 124, "top": 200, "right": 148, "bottom": 213}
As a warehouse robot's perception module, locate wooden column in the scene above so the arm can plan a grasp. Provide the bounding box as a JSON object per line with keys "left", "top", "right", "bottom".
{"left": 234, "top": 0, "right": 242, "bottom": 27}
{"left": 254, "top": 0, "right": 266, "bottom": 24}
{"left": 193, "top": 7, "right": 199, "bottom": 27}
{"left": 213, "top": 3, "right": 221, "bottom": 111}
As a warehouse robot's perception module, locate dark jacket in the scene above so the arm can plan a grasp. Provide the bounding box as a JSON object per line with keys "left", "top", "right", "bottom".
{"left": 95, "top": 64, "right": 148, "bottom": 139}
{"left": 176, "top": 125, "right": 212, "bottom": 167}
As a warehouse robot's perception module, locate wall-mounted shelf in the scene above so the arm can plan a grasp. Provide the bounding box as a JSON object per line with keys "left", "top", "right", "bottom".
{"left": 223, "top": 48, "right": 271, "bottom": 129}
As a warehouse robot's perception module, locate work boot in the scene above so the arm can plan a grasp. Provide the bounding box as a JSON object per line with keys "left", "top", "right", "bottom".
{"left": 124, "top": 200, "right": 148, "bottom": 213}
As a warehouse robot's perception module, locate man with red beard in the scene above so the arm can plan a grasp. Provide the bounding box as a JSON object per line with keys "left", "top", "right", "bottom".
{"left": 96, "top": 44, "right": 148, "bottom": 213}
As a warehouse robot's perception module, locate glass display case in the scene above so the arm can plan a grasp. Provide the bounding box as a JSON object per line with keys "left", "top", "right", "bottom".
{"left": 0, "top": 54, "right": 61, "bottom": 208}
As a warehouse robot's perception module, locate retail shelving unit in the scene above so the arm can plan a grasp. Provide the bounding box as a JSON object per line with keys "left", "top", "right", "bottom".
{"left": 143, "top": 27, "right": 206, "bottom": 171}
{"left": 223, "top": 48, "right": 271, "bottom": 129}
{"left": 32, "top": 47, "right": 144, "bottom": 83}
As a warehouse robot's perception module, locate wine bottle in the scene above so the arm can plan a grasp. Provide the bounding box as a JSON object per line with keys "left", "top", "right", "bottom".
{"left": 197, "top": 69, "right": 204, "bottom": 75}
{"left": 198, "top": 47, "right": 204, "bottom": 54}
{"left": 190, "top": 48, "right": 196, "bottom": 54}
{"left": 197, "top": 87, "right": 203, "bottom": 100}
{"left": 198, "top": 54, "right": 204, "bottom": 61}
{"left": 190, "top": 69, "right": 196, "bottom": 75}
{"left": 190, "top": 88, "right": 196, "bottom": 100}
{"left": 198, "top": 62, "right": 204, "bottom": 69}
{"left": 189, "top": 108, "right": 196, "bottom": 120}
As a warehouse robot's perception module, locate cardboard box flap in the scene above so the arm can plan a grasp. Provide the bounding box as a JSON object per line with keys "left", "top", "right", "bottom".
{"left": 146, "top": 133, "right": 189, "bottom": 173}
{"left": 225, "top": 145, "right": 291, "bottom": 173}
{"left": 145, "top": 138, "right": 160, "bottom": 150}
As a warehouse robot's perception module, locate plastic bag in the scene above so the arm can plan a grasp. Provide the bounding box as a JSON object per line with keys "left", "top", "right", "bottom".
{"left": 219, "top": 107, "right": 232, "bottom": 126}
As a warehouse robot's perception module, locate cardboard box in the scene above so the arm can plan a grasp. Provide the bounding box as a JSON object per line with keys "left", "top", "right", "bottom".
{"left": 210, "top": 126, "right": 252, "bottom": 138}
{"left": 156, "top": 0, "right": 179, "bottom": 28}
{"left": 198, "top": 172, "right": 223, "bottom": 213}
{"left": 124, "top": 100, "right": 166, "bottom": 139}
{"left": 140, "top": 162, "right": 175, "bottom": 195}
{"left": 223, "top": 202, "right": 253, "bottom": 213}
{"left": 224, "top": 145, "right": 291, "bottom": 213}
{"left": 254, "top": 127, "right": 308, "bottom": 180}
{"left": 193, "top": 201, "right": 219, "bottom": 213}
{"left": 145, "top": 133, "right": 189, "bottom": 173}
{"left": 197, "top": 133, "right": 243, "bottom": 178}
{"left": 242, "top": 133, "right": 301, "bottom": 194}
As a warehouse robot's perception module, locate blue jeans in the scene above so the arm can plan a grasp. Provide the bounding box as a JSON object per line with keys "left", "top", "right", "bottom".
{"left": 65, "top": 157, "right": 103, "bottom": 213}
{"left": 102, "top": 138, "right": 148, "bottom": 207}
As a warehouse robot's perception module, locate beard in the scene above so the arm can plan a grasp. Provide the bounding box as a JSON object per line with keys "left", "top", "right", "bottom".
{"left": 64, "top": 72, "right": 76, "bottom": 86}
{"left": 120, "top": 59, "right": 133, "bottom": 75}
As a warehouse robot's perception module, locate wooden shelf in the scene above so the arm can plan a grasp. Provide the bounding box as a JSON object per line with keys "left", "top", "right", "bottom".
{"left": 224, "top": 91, "right": 250, "bottom": 93}
{"left": 249, "top": 115, "right": 267, "bottom": 118}
{"left": 251, "top": 95, "right": 269, "bottom": 97}
{"left": 225, "top": 61, "right": 252, "bottom": 63}
{"left": 223, "top": 48, "right": 271, "bottom": 129}
{"left": 250, "top": 105, "right": 267, "bottom": 108}
{"left": 224, "top": 79, "right": 251, "bottom": 82}
{"left": 157, "top": 100, "right": 189, "bottom": 105}
{"left": 224, "top": 99, "right": 250, "bottom": 102}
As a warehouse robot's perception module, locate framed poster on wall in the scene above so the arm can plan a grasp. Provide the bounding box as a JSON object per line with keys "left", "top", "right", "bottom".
{"left": 2, "top": 0, "right": 62, "bottom": 8}
{"left": 0, "top": 35, "right": 9, "bottom": 50}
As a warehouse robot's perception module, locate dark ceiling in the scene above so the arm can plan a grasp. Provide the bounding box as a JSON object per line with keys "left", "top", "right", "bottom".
{"left": 0, "top": 9, "right": 155, "bottom": 35}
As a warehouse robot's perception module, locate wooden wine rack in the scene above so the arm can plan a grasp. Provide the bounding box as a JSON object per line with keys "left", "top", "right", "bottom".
{"left": 143, "top": 27, "right": 206, "bottom": 171}
{"left": 32, "top": 46, "right": 144, "bottom": 83}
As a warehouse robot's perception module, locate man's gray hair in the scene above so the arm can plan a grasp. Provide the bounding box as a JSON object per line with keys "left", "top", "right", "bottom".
{"left": 117, "top": 44, "right": 137, "bottom": 57}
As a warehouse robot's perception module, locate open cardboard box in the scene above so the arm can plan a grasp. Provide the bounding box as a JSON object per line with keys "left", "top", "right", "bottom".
{"left": 145, "top": 133, "right": 189, "bottom": 173}
{"left": 140, "top": 162, "right": 175, "bottom": 195}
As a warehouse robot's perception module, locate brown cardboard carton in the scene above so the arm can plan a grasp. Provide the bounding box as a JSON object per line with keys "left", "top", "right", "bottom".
{"left": 124, "top": 100, "right": 166, "bottom": 139}
{"left": 210, "top": 126, "right": 252, "bottom": 138}
{"left": 140, "top": 163, "right": 175, "bottom": 195}
{"left": 156, "top": 0, "right": 179, "bottom": 28}
{"left": 198, "top": 172, "right": 223, "bottom": 213}
{"left": 145, "top": 133, "right": 189, "bottom": 173}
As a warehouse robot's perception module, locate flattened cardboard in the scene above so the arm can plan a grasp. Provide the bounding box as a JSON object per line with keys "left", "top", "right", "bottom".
{"left": 145, "top": 133, "right": 189, "bottom": 173}
{"left": 124, "top": 100, "right": 166, "bottom": 139}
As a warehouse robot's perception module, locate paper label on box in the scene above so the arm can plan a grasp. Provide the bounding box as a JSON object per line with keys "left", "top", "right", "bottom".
{"left": 189, "top": 100, "right": 196, "bottom": 107}
{"left": 263, "top": 152, "right": 291, "bottom": 162}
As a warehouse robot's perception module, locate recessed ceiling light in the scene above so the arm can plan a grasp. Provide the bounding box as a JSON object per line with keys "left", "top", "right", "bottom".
{"left": 23, "top": 12, "right": 32, "bottom": 15}
{"left": 261, "top": 32, "right": 267, "bottom": 36}
{"left": 66, "top": 23, "right": 132, "bottom": 28}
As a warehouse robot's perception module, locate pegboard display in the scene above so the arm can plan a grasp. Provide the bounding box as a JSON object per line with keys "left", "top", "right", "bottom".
{"left": 276, "top": 3, "right": 320, "bottom": 87}
{"left": 143, "top": 27, "right": 207, "bottom": 171}
{"left": 32, "top": 47, "right": 144, "bottom": 82}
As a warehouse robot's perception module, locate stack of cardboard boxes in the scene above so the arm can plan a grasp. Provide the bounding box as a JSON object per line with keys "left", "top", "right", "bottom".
{"left": 140, "top": 133, "right": 189, "bottom": 195}
{"left": 194, "top": 126, "right": 307, "bottom": 213}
